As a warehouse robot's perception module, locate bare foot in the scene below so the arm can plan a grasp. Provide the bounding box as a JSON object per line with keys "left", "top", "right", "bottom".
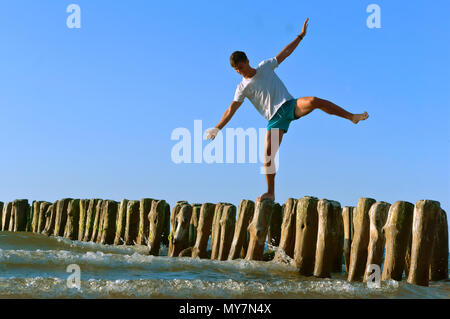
{"left": 351, "top": 111, "right": 369, "bottom": 124}
{"left": 257, "top": 192, "right": 275, "bottom": 202}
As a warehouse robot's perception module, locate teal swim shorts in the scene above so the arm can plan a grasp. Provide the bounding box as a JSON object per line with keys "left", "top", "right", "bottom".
{"left": 267, "top": 98, "right": 297, "bottom": 133}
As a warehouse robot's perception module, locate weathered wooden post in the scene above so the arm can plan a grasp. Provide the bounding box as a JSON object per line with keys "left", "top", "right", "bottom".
{"left": 192, "top": 203, "right": 216, "bottom": 259}
{"left": 381, "top": 201, "right": 414, "bottom": 281}
{"left": 148, "top": 199, "right": 168, "bottom": 256}
{"left": 267, "top": 202, "right": 282, "bottom": 247}
{"left": 363, "top": 201, "right": 390, "bottom": 282}
{"left": 218, "top": 204, "right": 236, "bottom": 261}
{"left": 170, "top": 204, "right": 193, "bottom": 257}
{"left": 99, "top": 200, "right": 119, "bottom": 245}
{"left": 210, "top": 203, "right": 227, "bottom": 260}
{"left": 42, "top": 203, "right": 56, "bottom": 236}
{"left": 429, "top": 208, "right": 448, "bottom": 281}
{"left": 124, "top": 200, "right": 140, "bottom": 245}
{"left": 245, "top": 199, "right": 273, "bottom": 261}
{"left": 8, "top": 203, "right": 15, "bottom": 232}
{"left": 342, "top": 206, "right": 354, "bottom": 273}
{"left": 77, "top": 199, "right": 89, "bottom": 241}
{"left": 31, "top": 201, "right": 42, "bottom": 233}
{"left": 95, "top": 201, "right": 108, "bottom": 244}
{"left": 26, "top": 201, "right": 34, "bottom": 232}
{"left": 161, "top": 203, "right": 171, "bottom": 246}
{"left": 37, "top": 202, "right": 51, "bottom": 234}
{"left": 189, "top": 204, "right": 201, "bottom": 247}
{"left": 2, "top": 202, "right": 12, "bottom": 231}
{"left": 137, "top": 198, "right": 153, "bottom": 245}
{"left": 332, "top": 203, "right": 344, "bottom": 273}
{"left": 407, "top": 200, "right": 440, "bottom": 286}
{"left": 314, "top": 199, "right": 341, "bottom": 278}
{"left": 168, "top": 201, "right": 188, "bottom": 256}
{"left": 53, "top": 198, "right": 72, "bottom": 237}
{"left": 12, "top": 199, "right": 30, "bottom": 232}
{"left": 90, "top": 199, "right": 104, "bottom": 242}
{"left": 114, "top": 199, "right": 129, "bottom": 245}
{"left": 347, "top": 197, "right": 376, "bottom": 281}
{"left": 228, "top": 200, "right": 255, "bottom": 260}
{"left": 274, "top": 198, "right": 297, "bottom": 262}
{"left": 83, "top": 199, "right": 99, "bottom": 242}
{"left": 63, "top": 199, "right": 80, "bottom": 240}
{"left": 294, "top": 196, "right": 319, "bottom": 276}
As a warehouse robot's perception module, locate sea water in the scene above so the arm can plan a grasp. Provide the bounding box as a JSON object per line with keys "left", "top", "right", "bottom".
{"left": 0, "top": 231, "right": 448, "bottom": 298}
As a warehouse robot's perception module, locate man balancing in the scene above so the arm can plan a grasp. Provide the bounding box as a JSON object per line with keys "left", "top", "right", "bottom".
{"left": 206, "top": 18, "right": 369, "bottom": 202}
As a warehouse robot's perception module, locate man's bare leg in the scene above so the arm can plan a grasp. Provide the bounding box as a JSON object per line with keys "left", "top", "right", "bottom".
{"left": 257, "top": 129, "right": 284, "bottom": 202}
{"left": 294, "top": 96, "right": 369, "bottom": 123}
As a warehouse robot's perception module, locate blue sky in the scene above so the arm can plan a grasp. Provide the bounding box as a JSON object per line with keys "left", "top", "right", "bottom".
{"left": 0, "top": 0, "right": 449, "bottom": 224}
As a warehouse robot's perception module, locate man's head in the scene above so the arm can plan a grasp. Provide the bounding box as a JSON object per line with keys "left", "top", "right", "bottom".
{"left": 230, "top": 51, "right": 252, "bottom": 77}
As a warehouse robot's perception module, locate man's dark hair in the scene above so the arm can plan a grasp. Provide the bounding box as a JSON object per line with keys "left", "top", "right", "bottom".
{"left": 230, "top": 51, "right": 248, "bottom": 68}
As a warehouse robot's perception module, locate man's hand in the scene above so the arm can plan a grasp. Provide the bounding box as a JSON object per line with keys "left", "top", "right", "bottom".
{"left": 299, "top": 18, "right": 309, "bottom": 38}
{"left": 276, "top": 17, "right": 309, "bottom": 65}
{"left": 206, "top": 127, "right": 220, "bottom": 140}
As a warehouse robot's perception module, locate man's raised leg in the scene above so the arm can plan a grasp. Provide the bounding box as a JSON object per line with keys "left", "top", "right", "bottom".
{"left": 257, "top": 128, "right": 284, "bottom": 202}
{"left": 294, "top": 96, "right": 369, "bottom": 123}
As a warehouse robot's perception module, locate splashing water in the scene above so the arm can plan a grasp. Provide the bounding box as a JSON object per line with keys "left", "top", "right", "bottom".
{"left": 0, "top": 232, "right": 448, "bottom": 298}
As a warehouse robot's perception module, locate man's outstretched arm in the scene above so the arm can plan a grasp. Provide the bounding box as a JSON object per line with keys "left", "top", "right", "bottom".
{"left": 276, "top": 17, "right": 309, "bottom": 65}
{"left": 206, "top": 100, "right": 243, "bottom": 140}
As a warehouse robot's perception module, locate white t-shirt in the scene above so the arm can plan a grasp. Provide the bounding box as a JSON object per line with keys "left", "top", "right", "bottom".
{"left": 233, "top": 57, "right": 294, "bottom": 121}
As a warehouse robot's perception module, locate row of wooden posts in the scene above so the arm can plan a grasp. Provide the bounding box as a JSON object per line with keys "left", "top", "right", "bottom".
{"left": 0, "top": 196, "right": 448, "bottom": 287}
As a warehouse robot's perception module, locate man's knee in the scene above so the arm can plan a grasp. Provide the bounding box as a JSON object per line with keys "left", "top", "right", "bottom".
{"left": 306, "top": 96, "right": 319, "bottom": 106}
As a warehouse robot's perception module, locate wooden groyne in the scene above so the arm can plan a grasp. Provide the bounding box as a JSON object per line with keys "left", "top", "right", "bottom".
{"left": 0, "top": 196, "right": 448, "bottom": 287}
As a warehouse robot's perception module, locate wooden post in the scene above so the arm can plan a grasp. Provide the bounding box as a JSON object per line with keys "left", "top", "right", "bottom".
{"left": 267, "top": 202, "right": 283, "bottom": 247}
{"left": 161, "top": 203, "right": 171, "bottom": 246}
{"left": 31, "top": 201, "right": 42, "bottom": 233}
{"left": 347, "top": 197, "right": 376, "bottom": 281}
{"left": 12, "top": 199, "right": 30, "bottom": 232}
{"left": 98, "top": 200, "right": 118, "bottom": 245}
{"left": 83, "top": 199, "right": 99, "bottom": 242}
{"left": 137, "top": 198, "right": 154, "bottom": 245}
{"left": 90, "top": 200, "right": 104, "bottom": 242}
{"left": 124, "top": 200, "right": 140, "bottom": 245}
{"left": 363, "top": 201, "right": 390, "bottom": 282}
{"left": 210, "top": 203, "right": 227, "bottom": 260}
{"left": 228, "top": 200, "right": 255, "bottom": 260}
{"left": 273, "top": 198, "right": 297, "bottom": 262}
{"left": 245, "top": 199, "right": 273, "bottom": 261}
{"left": 170, "top": 204, "right": 193, "bottom": 257}
{"left": 114, "top": 199, "right": 129, "bottom": 245}
{"left": 314, "top": 199, "right": 341, "bottom": 278}
{"left": 37, "top": 202, "right": 51, "bottom": 234}
{"left": 78, "top": 199, "right": 89, "bottom": 241}
{"left": 2, "top": 202, "right": 12, "bottom": 231}
{"left": 218, "top": 204, "right": 236, "bottom": 261}
{"left": 168, "top": 201, "right": 188, "bottom": 256}
{"left": 381, "top": 201, "right": 414, "bottom": 281}
{"left": 42, "top": 202, "right": 56, "bottom": 236}
{"left": 429, "top": 209, "right": 448, "bottom": 281}
{"left": 148, "top": 199, "right": 168, "bottom": 256}
{"left": 189, "top": 204, "right": 201, "bottom": 248}
{"left": 407, "top": 200, "right": 440, "bottom": 286}
{"left": 93, "top": 200, "right": 106, "bottom": 244}
{"left": 53, "top": 198, "right": 72, "bottom": 237}
{"left": 342, "top": 206, "right": 355, "bottom": 274}
{"left": 192, "top": 203, "right": 216, "bottom": 259}
{"left": 63, "top": 199, "right": 80, "bottom": 240}
{"left": 294, "top": 196, "right": 319, "bottom": 276}
{"left": 332, "top": 203, "right": 344, "bottom": 273}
